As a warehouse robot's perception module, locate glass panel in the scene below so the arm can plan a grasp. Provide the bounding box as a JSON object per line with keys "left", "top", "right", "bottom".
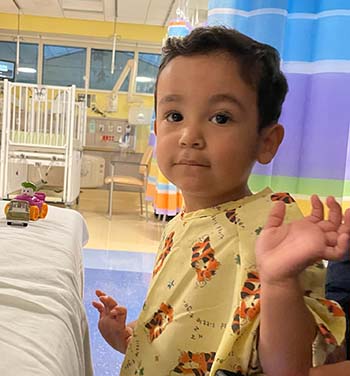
{"left": 0, "top": 41, "right": 38, "bottom": 83}
{"left": 136, "top": 53, "right": 161, "bottom": 94}
{"left": 43, "top": 45, "right": 86, "bottom": 87}
{"left": 90, "top": 49, "right": 134, "bottom": 91}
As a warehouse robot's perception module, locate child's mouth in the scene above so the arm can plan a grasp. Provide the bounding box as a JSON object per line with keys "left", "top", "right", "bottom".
{"left": 175, "top": 159, "right": 210, "bottom": 167}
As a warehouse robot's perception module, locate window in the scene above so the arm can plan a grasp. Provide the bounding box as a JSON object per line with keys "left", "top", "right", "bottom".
{"left": 43, "top": 45, "right": 86, "bottom": 87}
{"left": 90, "top": 49, "right": 134, "bottom": 91}
{"left": 0, "top": 41, "right": 38, "bottom": 83}
{"left": 136, "top": 53, "right": 161, "bottom": 94}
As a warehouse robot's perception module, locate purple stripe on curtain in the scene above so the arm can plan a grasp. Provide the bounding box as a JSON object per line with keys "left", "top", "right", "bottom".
{"left": 253, "top": 72, "right": 350, "bottom": 179}
{"left": 148, "top": 132, "right": 156, "bottom": 147}
{"left": 346, "top": 166, "right": 350, "bottom": 180}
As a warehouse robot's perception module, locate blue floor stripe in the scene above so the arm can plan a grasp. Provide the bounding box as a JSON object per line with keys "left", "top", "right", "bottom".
{"left": 83, "top": 248, "right": 156, "bottom": 273}
{"left": 83, "top": 249, "right": 152, "bottom": 375}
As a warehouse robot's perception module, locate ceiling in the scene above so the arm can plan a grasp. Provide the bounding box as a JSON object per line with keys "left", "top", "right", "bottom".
{"left": 0, "top": 0, "right": 208, "bottom": 27}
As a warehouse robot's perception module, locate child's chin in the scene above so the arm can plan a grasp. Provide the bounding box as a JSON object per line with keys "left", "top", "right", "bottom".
{"left": 180, "top": 183, "right": 211, "bottom": 196}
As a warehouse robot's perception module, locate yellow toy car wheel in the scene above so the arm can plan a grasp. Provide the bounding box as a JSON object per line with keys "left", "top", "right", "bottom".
{"left": 40, "top": 203, "right": 48, "bottom": 218}
{"left": 30, "top": 206, "right": 39, "bottom": 221}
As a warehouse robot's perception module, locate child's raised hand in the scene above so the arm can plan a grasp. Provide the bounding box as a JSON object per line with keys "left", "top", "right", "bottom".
{"left": 92, "top": 289, "right": 133, "bottom": 353}
{"left": 256, "top": 195, "right": 350, "bottom": 284}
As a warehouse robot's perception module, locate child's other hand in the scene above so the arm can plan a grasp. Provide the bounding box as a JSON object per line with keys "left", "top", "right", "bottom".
{"left": 92, "top": 289, "right": 133, "bottom": 353}
{"left": 256, "top": 195, "right": 350, "bottom": 284}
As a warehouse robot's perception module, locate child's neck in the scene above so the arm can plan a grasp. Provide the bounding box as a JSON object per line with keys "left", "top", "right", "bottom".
{"left": 182, "top": 186, "right": 252, "bottom": 213}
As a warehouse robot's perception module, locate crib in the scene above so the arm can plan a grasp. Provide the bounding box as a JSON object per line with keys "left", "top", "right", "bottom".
{"left": 0, "top": 80, "right": 86, "bottom": 205}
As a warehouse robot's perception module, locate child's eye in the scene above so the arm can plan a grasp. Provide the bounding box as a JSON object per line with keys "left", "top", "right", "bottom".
{"left": 166, "top": 112, "right": 183, "bottom": 122}
{"left": 210, "top": 113, "right": 232, "bottom": 125}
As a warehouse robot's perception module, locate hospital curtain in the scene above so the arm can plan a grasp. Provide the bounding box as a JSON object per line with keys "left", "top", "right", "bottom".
{"left": 208, "top": 0, "right": 350, "bottom": 213}
{"left": 145, "top": 19, "right": 191, "bottom": 216}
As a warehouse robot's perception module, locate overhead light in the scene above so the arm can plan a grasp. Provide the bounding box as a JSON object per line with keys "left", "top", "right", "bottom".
{"left": 136, "top": 76, "right": 154, "bottom": 83}
{"left": 17, "top": 67, "right": 37, "bottom": 74}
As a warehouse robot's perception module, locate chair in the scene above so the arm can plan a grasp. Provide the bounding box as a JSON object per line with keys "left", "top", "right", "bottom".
{"left": 105, "top": 146, "right": 153, "bottom": 219}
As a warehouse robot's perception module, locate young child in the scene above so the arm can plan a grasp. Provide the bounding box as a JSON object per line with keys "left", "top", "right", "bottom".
{"left": 93, "top": 27, "right": 350, "bottom": 375}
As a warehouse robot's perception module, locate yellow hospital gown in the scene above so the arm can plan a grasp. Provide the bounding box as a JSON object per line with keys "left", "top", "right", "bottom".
{"left": 121, "top": 188, "right": 345, "bottom": 376}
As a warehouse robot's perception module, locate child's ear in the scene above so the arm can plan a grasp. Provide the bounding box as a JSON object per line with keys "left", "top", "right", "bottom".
{"left": 257, "top": 124, "right": 284, "bottom": 164}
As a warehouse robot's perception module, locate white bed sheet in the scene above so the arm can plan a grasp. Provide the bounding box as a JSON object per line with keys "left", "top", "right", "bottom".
{"left": 0, "top": 201, "right": 93, "bottom": 376}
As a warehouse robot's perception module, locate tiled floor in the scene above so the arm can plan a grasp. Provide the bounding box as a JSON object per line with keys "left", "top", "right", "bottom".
{"left": 78, "top": 189, "right": 164, "bottom": 253}
{"left": 77, "top": 189, "right": 164, "bottom": 375}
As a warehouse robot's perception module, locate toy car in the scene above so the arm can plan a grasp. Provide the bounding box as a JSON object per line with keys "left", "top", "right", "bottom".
{"left": 15, "top": 181, "right": 48, "bottom": 220}
{"left": 4, "top": 199, "right": 30, "bottom": 227}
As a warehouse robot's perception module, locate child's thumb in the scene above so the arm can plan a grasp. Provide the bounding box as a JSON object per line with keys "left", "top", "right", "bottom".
{"left": 264, "top": 201, "right": 286, "bottom": 229}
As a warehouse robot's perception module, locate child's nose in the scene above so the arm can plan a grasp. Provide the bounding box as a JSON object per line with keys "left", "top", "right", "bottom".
{"left": 178, "top": 126, "right": 205, "bottom": 149}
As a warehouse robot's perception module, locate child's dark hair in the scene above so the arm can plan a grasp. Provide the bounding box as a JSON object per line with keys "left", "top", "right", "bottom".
{"left": 155, "top": 26, "right": 288, "bottom": 130}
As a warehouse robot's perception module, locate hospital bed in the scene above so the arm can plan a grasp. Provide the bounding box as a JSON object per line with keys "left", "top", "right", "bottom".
{"left": 0, "top": 200, "right": 93, "bottom": 376}
{"left": 0, "top": 79, "right": 86, "bottom": 205}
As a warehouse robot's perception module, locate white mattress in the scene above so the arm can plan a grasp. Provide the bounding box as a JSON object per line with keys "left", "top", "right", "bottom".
{"left": 0, "top": 201, "right": 93, "bottom": 376}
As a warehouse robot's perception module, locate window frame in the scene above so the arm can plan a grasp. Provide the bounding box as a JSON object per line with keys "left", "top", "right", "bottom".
{"left": 42, "top": 43, "right": 87, "bottom": 88}
{"left": 0, "top": 33, "right": 161, "bottom": 96}
{"left": 89, "top": 48, "right": 135, "bottom": 92}
{"left": 135, "top": 51, "right": 162, "bottom": 95}
{"left": 0, "top": 39, "right": 39, "bottom": 84}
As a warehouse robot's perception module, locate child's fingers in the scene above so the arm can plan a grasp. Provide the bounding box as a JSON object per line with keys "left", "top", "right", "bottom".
{"left": 307, "top": 196, "right": 342, "bottom": 231}
{"left": 307, "top": 195, "right": 324, "bottom": 223}
{"left": 106, "top": 295, "right": 118, "bottom": 306}
{"left": 99, "top": 295, "right": 119, "bottom": 311}
{"left": 334, "top": 234, "right": 350, "bottom": 259}
{"left": 326, "top": 196, "right": 342, "bottom": 227}
{"left": 98, "top": 296, "right": 111, "bottom": 314}
{"left": 316, "top": 220, "right": 337, "bottom": 233}
{"left": 323, "top": 233, "right": 349, "bottom": 261}
{"left": 264, "top": 201, "right": 286, "bottom": 229}
{"left": 126, "top": 335, "right": 133, "bottom": 346}
{"left": 338, "top": 233, "right": 350, "bottom": 254}
{"left": 111, "top": 306, "right": 127, "bottom": 315}
{"left": 324, "top": 232, "right": 338, "bottom": 247}
{"left": 92, "top": 301, "right": 105, "bottom": 315}
{"left": 344, "top": 209, "right": 350, "bottom": 227}
{"left": 336, "top": 209, "right": 350, "bottom": 240}
{"left": 95, "top": 289, "right": 107, "bottom": 298}
{"left": 110, "top": 306, "right": 127, "bottom": 320}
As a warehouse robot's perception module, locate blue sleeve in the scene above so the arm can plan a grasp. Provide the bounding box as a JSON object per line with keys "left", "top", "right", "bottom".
{"left": 326, "top": 257, "right": 350, "bottom": 306}
{"left": 326, "top": 257, "right": 350, "bottom": 360}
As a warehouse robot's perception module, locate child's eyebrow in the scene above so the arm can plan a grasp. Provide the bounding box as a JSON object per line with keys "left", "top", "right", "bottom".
{"left": 158, "top": 94, "right": 183, "bottom": 106}
{"left": 209, "top": 94, "right": 245, "bottom": 112}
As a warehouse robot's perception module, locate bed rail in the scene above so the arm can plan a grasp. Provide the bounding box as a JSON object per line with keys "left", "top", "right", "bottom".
{"left": 1, "top": 81, "right": 79, "bottom": 147}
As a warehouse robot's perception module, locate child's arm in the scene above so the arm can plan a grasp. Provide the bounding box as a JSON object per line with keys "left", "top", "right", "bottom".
{"left": 309, "top": 361, "right": 350, "bottom": 376}
{"left": 92, "top": 290, "right": 136, "bottom": 354}
{"left": 259, "top": 277, "right": 316, "bottom": 376}
{"left": 256, "top": 195, "right": 350, "bottom": 376}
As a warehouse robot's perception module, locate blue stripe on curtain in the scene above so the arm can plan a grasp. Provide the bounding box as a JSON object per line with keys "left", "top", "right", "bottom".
{"left": 288, "top": 0, "right": 350, "bottom": 13}
{"left": 208, "top": 12, "right": 350, "bottom": 60}
{"left": 284, "top": 17, "right": 350, "bottom": 61}
{"left": 207, "top": 13, "right": 287, "bottom": 51}
{"left": 209, "top": 0, "right": 350, "bottom": 12}
{"left": 209, "top": 0, "right": 288, "bottom": 11}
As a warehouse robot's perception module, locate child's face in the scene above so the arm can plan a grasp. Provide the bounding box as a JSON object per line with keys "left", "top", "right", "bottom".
{"left": 155, "top": 52, "right": 281, "bottom": 211}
